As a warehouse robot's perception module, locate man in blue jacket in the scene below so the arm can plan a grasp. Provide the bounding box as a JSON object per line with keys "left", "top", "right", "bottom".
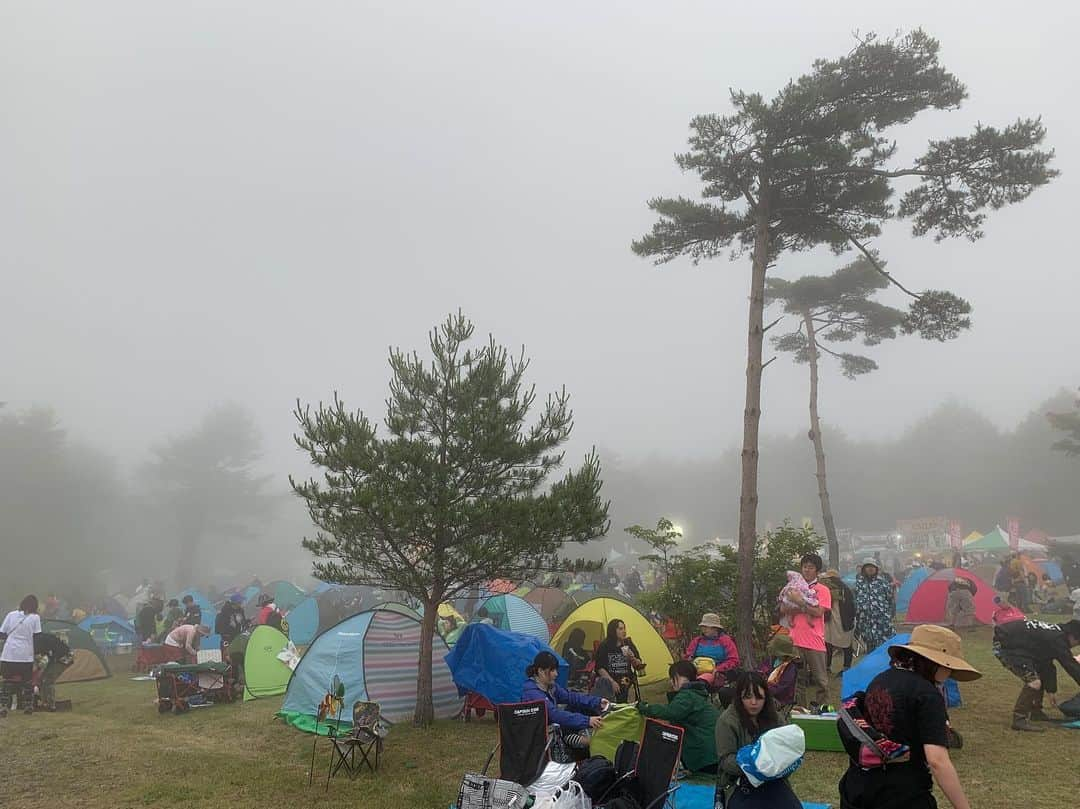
{"left": 522, "top": 651, "right": 607, "bottom": 750}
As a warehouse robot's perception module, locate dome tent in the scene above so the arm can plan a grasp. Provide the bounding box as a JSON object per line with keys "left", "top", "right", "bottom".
{"left": 523, "top": 587, "right": 570, "bottom": 621}
{"left": 77, "top": 615, "right": 136, "bottom": 653}
{"left": 905, "top": 568, "right": 996, "bottom": 625}
{"left": 841, "top": 633, "right": 962, "bottom": 707}
{"left": 471, "top": 594, "right": 549, "bottom": 642}
{"left": 41, "top": 621, "right": 110, "bottom": 682}
{"left": 896, "top": 568, "right": 931, "bottom": 614}
{"left": 279, "top": 606, "right": 461, "bottom": 732}
{"left": 549, "top": 596, "right": 673, "bottom": 686}
{"left": 242, "top": 625, "right": 294, "bottom": 701}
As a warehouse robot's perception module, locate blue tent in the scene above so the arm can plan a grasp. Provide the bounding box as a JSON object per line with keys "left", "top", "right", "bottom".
{"left": 1041, "top": 560, "right": 1064, "bottom": 584}
{"left": 78, "top": 615, "right": 135, "bottom": 653}
{"left": 280, "top": 606, "right": 461, "bottom": 730}
{"left": 285, "top": 596, "right": 320, "bottom": 645}
{"left": 471, "top": 593, "right": 550, "bottom": 642}
{"left": 842, "top": 633, "right": 961, "bottom": 707}
{"left": 445, "top": 623, "right": 567, "bottom": 706}
{"left": 896, "top": 568, "right": 931, "bottom": 613}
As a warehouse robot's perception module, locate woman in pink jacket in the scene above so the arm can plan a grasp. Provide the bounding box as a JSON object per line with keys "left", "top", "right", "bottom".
{"left": 684, "top": 612, "right": 740, "bottom": 687}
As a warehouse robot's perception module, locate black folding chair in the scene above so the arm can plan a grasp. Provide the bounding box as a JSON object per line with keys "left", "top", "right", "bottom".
{"left": 326, "top": 701, "right": 385, "bottom": 787}
{"left": 598, "top": 718, "right": 684, "bottom": 809}
{"left": 481, "top": 701, "right": 552, "bottom": 787}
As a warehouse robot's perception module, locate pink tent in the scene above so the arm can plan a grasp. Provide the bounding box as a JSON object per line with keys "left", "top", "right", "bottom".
{"left": 906, "top": 568, "right": 996, "bottom": 625}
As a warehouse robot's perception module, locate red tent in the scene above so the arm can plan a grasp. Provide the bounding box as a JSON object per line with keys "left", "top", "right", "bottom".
{"left": 905, "top": 568, "right": 996, "bottom": 625}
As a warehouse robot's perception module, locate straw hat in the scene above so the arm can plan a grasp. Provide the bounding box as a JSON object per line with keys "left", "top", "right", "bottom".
{"left": 698, "top": 612, "right": 724, "bottom": 629}
{"left": 888, "top": 625, "right": 981, "bottom": 682}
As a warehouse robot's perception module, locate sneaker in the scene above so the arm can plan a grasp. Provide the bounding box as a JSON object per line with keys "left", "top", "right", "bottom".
{"left": 1011, "top": 717, "right": 1046, "bottom": 732}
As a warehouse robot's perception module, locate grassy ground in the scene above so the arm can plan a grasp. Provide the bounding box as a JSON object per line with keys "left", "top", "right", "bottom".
{"left": 1, "top": 624, "right": 1077, "bottom": 808}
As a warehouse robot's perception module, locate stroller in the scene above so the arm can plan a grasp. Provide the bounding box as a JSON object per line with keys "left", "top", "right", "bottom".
{"left": 154, "top": 660, "right": 236, "bottom": 714}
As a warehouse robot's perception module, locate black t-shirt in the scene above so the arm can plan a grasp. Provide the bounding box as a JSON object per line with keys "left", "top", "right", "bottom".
{"left": 136, "top": 605, "right": 158, "bottom": 638}
{"left": 595, "top": 639, "right": 639, "bottom": 680}
{"left": 183, "top": 605, "right": 202, "bottom": 626}
{"left": 863, "top": 668, "right": 948, "bottom": 768}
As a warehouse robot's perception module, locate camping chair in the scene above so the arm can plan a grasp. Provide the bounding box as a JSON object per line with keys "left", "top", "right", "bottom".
{"left": 480, "top": 701, "right": 552, "bottom": 787}
{"left": 327, "top": 701, "right": 386, "bottom": 785}
{"left": 598, "top": 718, "right": 684, "bottom": 809}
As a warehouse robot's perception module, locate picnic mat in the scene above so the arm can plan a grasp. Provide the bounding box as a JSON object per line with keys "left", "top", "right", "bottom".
{"left": 675, "top": 782, "right": 830, "bottom": 809}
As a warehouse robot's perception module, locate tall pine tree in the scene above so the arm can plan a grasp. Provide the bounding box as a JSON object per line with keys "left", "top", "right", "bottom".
{"left": 632, "top": 30, "right": 1056, "bottom": 659}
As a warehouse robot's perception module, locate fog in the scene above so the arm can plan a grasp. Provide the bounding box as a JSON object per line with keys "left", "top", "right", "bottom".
{"left": 2, "top": 2, "right": 1078, "bottom": 598}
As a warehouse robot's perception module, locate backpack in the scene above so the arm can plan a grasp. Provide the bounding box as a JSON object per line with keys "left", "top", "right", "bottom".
{"left": 575, "top": 756, "right": 615, "bottom": 803}
{"left": 613, "top": 740, "right": 638, "bottom": 779}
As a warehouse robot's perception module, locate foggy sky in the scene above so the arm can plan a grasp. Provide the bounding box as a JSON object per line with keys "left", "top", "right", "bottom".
{"left": 3, "top": 1, "right": 1078, "bottom": 484}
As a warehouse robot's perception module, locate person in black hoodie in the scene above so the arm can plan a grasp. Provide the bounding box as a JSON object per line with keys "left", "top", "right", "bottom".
{"left": 993, "top": 618, "right": 1080, "bottom": 731}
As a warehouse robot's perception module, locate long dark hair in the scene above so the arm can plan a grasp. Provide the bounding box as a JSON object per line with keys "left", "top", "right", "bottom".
{"left": 19, "top": 595, "right": 39, "bottom": 614}
{"left": 604, "top": 619, "right": 624, "bottom": 646}
{"left": 526, "top": 651, "right": 560, "bottom": 678}
{"left": 733, "top": 670, "right": 780, "bottom": 735}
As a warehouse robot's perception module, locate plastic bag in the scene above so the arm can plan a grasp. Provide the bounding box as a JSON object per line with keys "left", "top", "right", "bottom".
{"left": 529, "top": 762, "right": 577, "bottom": 801}
{"left": 735, "top": 725, "right": 805, "bottom": 787}
{"left": 532, "top": 781, "right": 592, "bottom": 809}
{"left": 456, "top": 773, "right": 529, "bottom": 809}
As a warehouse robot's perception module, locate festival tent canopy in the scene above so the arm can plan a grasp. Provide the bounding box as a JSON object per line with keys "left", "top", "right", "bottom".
{"left": 963, "top": 527, "right": 1010, "bottom": 553}
{"left": 906, "top": 568, "right": 996, "bottom": 625}
{"left": 242, "top": 625, "right": 294, "bottom": 701}
{"left": 896, "top": 568, "right": 931, "bottom": 614}
{"left": 445, "top": 623, "right": 567, "bottom": 706}
{"left": 279, "top": 606, "right": 461, "bottom": 731}
{"left": 962, "top": 531, "right": 984, "bottom": 544}
{"left": 841, "top": 634, "right": 961, "bottom": 707}
{"left": 471, "top": 594, "right": 549, "bottom": 643}
{"left": 549, "top": 596, "right": 673, "bottom": 686}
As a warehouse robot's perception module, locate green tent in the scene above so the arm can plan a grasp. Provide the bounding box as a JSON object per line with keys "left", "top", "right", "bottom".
{"left": 963, "top": 527, "right": 1011, "bottom": 552}
{"left": 242, "top": 625, "right": 294, "bottom": 701}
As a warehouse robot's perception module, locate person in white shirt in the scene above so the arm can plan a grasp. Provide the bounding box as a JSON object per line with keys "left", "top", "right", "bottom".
{"left": 1, "top": 594, "right": 43, "bottom": 715}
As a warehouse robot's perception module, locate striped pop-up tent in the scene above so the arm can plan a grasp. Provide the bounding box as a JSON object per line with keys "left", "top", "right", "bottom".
{"left": 279, "top": 606, "right": 462, "bottom": 732}
{"left": 471, "top": 593, "right": 550, "bottom": 643}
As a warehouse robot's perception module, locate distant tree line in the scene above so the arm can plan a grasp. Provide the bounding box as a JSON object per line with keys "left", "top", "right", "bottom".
{"left": 602, "top": 389, "right": 1080, "bottom": 552}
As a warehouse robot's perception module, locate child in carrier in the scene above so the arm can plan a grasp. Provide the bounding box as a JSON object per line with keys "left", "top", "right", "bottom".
{"left": 778, "top": 570, "right": 818, "bottom": 629}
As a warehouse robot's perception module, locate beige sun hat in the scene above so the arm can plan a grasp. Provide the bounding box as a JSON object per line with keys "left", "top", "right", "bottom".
{"left": 699, "top": 612, "right": 724, "bottom": 629}
{"left": 888, "top": 625, "right": 982, "bottom": 682}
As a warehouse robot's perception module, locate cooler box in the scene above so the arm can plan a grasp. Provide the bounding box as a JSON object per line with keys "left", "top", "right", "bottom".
{"left": 790, "top": 713, "right": 844, "bottom": 752}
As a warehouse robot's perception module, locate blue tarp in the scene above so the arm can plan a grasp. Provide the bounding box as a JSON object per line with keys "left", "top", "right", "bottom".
{"left": 842, "top": 633, "right": 961, "bottom": 708}
{"left": 673, "top": 784, "right": 830, "bottom": 809}
{"left": 444, "top": 623, "right": 567, "bottom": 706}
{"left": 896, "top": 568, "right": 931, "bottom": 613}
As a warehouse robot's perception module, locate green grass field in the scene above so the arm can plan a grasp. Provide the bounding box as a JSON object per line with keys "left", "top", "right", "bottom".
{"left": 2, "top": 624, "right": 1077, "bottom": 808}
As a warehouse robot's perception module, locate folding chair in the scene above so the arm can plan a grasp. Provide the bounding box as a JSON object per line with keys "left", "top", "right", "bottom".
{"left": 326, "top": 701, "right": 385, "bottom": 786}
{"left": 598, "top": 718, "right": 684, "bottom": 809}
{"left": 481, "top": 701, "right": 552, "bottom": 786}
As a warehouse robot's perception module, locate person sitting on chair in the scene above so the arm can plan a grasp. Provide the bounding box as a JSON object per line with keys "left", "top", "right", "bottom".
{"left": 592, "top": 619, "right": 645, "bottom": 703}
{"left": 684, "top": 613, "right": 740, "bottom": 688}
{"left": 560, "top": 627, "right": 591, "bottom": 685}
{"left": 522, "top": 651, "right": 607, "bottom": 752}
{"left": 637, "top": 660, "right": 719, "bottom": 774}
{"left": 164, "top": 623, "right": 209, "bottom": 664}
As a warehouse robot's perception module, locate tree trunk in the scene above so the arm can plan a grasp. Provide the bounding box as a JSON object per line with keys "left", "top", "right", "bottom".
{"left": 414, "top": 596, "right": 438, "bottom": 726}
{"left": 735, "top": 209, "right": 770, "bottom": 667}
{"left": 803, "top": 315, "right": 840, "bottom": 569}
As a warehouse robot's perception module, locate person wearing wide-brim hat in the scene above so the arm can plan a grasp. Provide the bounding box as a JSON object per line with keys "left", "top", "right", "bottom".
{"left": 684, "top": 612, "right": 740, "bottom": 688}
{"left": 838, "top": 625, "right": 979, "bottom": 809}
{"left": 760, "top": 632, "right": 801, "bottom": 713}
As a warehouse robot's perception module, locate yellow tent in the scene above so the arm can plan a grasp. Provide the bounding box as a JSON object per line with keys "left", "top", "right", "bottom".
{"left": 550, "top": 596, "right": 673, "bottom": 686}
{"left": 962, "top": 531, "right": 984, "bottom": 544}
{"left": 438, "top": 602, "right": 464, "bottom": 622}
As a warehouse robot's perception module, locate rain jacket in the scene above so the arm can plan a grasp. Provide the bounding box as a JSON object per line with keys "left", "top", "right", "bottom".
{"left": 520, "top": 678, "right": 602, "bottom": 732}
{"left": 638, "top": 681, "right": 718, "bottom": 772}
